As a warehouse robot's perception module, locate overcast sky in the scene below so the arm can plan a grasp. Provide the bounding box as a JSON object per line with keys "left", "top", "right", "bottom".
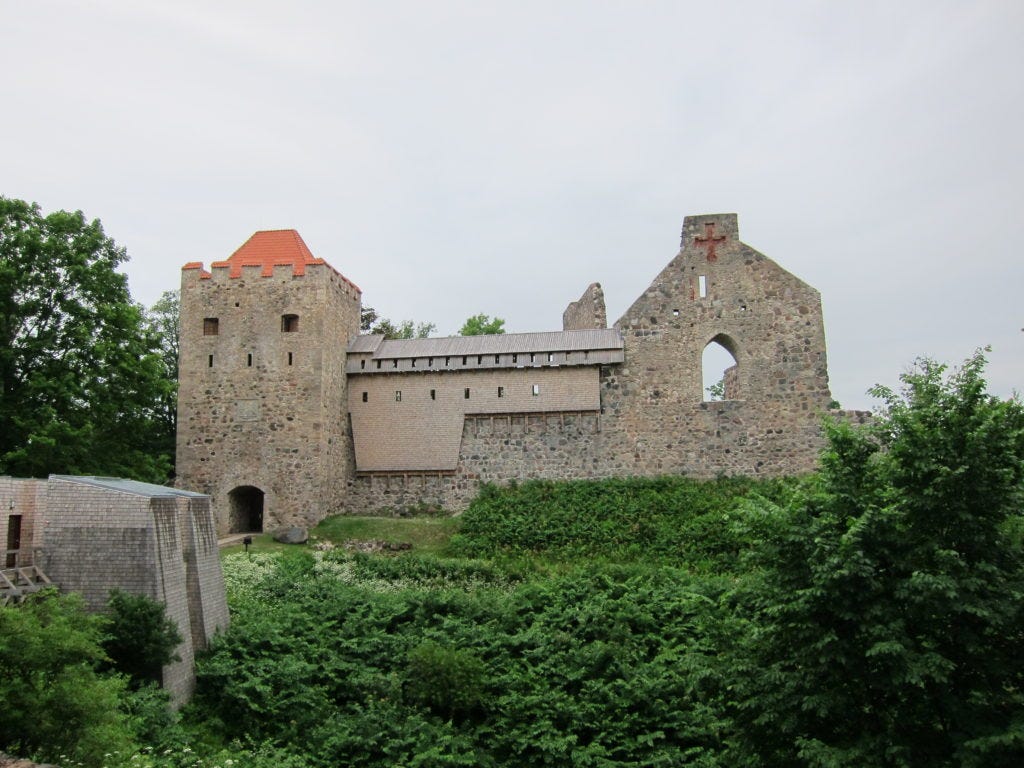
{"left": 3, "top": 0, "right": 1022, "bottom": 410}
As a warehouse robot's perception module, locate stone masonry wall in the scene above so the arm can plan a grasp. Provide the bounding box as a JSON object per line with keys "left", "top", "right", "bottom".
{"left": 177, "top": 262, "right": 360, "bottom": 533}
{"left": 562, "top": 282, "right": 607, "bottom": 330}
{"left": 341, "top": 213, "right": 837, "bottom": 514}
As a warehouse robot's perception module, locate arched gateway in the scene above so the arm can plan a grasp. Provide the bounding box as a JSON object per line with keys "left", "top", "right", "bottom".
{"left": 227, "top": 485, "right": 264, "bottom": 533}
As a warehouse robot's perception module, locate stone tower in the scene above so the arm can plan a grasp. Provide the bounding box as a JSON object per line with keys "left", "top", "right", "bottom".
{"left": 176, "top": 230, "right": 361, "bottom": 534}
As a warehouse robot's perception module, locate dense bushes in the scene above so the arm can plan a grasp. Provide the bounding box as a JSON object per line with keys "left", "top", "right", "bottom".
{"left": 452, "top": 474, "right": 800, "bottom": 570}
{"left": 195, "top": 553, "right": 736, "bottom": 766}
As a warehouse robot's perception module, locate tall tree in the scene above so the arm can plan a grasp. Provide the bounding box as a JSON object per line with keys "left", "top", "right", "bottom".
{"left": 145, "top": 290, "right": 179, "bottom": 475}
{"left": 459, "top": 313, "right": 505, "bottom": 336}
{"left": 0, "top": 197, "right": 173, "bottom": 481}
{"left": 731, "top": 350, "right": 1024, "bottom": 767}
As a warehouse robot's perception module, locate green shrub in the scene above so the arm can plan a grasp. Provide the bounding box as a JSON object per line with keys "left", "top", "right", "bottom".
{"left": 103, "top": 590, "right": 183, "bottom": 686}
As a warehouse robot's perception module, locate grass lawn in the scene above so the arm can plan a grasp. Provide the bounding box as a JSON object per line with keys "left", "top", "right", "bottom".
{"left": 219, "top": 515, "right": 461, "bottom": 557}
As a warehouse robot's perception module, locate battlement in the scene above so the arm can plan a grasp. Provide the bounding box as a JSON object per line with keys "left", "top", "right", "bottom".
{"left": 181, "top": 229, "right": 360, "bottom": 293}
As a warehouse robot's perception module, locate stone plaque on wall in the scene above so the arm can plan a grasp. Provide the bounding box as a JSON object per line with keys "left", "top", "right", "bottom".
{"left": 235, "top": 399, "right": 260, "bottom": 422}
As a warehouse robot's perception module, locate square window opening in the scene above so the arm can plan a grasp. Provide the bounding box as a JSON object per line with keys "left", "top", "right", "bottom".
{"left": 203, "top": 317, "right": 219, "bottom": 335}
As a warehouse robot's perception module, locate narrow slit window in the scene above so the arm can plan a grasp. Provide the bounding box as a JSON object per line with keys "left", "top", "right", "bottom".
{"left": 698, "top": 275, "right": 707, "bottom": 298}
{"left": 247, "top": 353, "right": 253, "bottom": 367}
{"left": 512, "top": 354, "right": 518, "bottom": 363}
{"left": 477, "top": 355, "right": 483, "bottom": 365}
{"left": 547, "top": 353, "right": 554, "bottom": 363}
{"left": 428, "top": 357, "right": 434, "bottom": 366}
{"left": 376, "top": 360, "right": 382, "bottom": 369}
{"left": 530, "top": 353, "right": 536, "bottom": 363}
{"left": 464, "top": 388, "right": 470, "bottom": 399}
{"left": 494, "top": 354, "right": 500, "bottom": 364}
{"left": 208, "top": 354, "right": 214, "bottom": 368}
{"left": 395, "top": 390, "right": 402, "bottom": 402}
{"left": 497, "top": 386, "right": 504, "bottom": 398}
{"left": 430, "top": 389, "right": 436, "bottom": 400}
{"left": 362, "top": 391, "right": 368, "bottom": 402}
{"left": 360, "top": 359, "right": 366, "bottom": 370}
{"left": 281, "top": 314, "right": 299, "bottom": 332}
{"left": 462, "top": 356, "right": 467, "bottom": 365}
{"left": 203, "top": 317, "right": 219, "bottom": 335}
{"left": 393, "top": 359, "right": 398, "bottom": 368}
{"left": 411, "top": 358, "right": 416, "bottom": 368}
{"left": 445, "top": 356, "right": 450, "bottom": 366}
{"left": 532, "top": 384, "right": 540, "bottom": 396}
{"left": 287, "top": 352, "right": 293, "bottom": 366}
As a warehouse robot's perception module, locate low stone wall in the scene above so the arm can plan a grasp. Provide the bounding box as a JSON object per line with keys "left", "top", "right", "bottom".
{"left": 340, "top": 398, "right": 837, "bottom": 515}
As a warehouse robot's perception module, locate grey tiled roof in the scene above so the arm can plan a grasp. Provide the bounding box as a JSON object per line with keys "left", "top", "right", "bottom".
{"left": 51, "top": 475, "right": 208, "bottom": 498}
{"left": 348, "top": 334, "right": 385, "bottom": 353}
{"left": 348, "top": 329, "right": 622, "bottom": 358}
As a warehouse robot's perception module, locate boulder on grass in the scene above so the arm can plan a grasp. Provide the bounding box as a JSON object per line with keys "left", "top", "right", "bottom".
{"left": 273, "top": 526, "right": 309, "bottom": 545}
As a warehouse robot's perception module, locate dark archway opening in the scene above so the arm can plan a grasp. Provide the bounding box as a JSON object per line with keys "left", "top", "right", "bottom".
{"left": 702, "top": 334, "right": 740, "bottom": 401}
{"left": 227, "top": 485, "right": 264, "bottom": 533}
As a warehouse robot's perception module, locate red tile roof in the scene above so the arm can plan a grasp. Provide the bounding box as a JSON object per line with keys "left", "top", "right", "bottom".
{"left": 184, "top": 229, "right": 361, "bottom": 292}
{"left": 212, "top": 229, "right": 323, "bottom": 277}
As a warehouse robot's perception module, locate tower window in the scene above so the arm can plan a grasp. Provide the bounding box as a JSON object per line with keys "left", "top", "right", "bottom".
{"left": 208, "top": 354, "right": 214, "bottom": 368}
{"left": 494, "top": 354, "right": 500, "bottom": 364}
{"left": 530, "top": 353, "right": 536, "bottom": 363}
{"left": 203, "top": 317, "right": 219, "bottom": 335}
{"left": 445, "top": 357, "right": 450, "bottom": 366}
{"left": 430, "top": 389, "right": 436, "bottom": 400}
{"left": 462, "top": 356, "right": 467, "bottom": 365}
{"left": 532, "top": 384, "right": 540, "bottom": 396}
{"left": 428, "top": 357, "right": 434, "bottom": 366}
{"left": 547, "top": 353, "right": 554, "bottom": 363}
{"left": 376, "top": 360, "right": 382, "bottom": 369}
{"left": 393, "top": 359, "right": 398, "bottom": 368}
{"left": 395, "top": 390, "right": 402, "bottom": 402}
{"left": 512, "top": 354, "right": 518, "bottom": 363}
{"left": 411, "top": 358, "right": 417, "bottom": 368}
{"left": 497, "top": 386, "right": 504, "bottom": 398}
{"left": 247, "top": 353, "right": 253, "bottom": 367}
{"left": 698, "top": 275, "right": 707, "bottom": 298}
{"left": 477, "top": 355, "right": 483, "bottom": 365}
{"left": 360, "top": 359, "right": 365, "bottom": 369}
{"left": 464, "top": 388, "right": 470, "bottom": 399}
{"left": 288, "top": 352, "right": 293, "bottom": 366}
{"left": 281, "top": 314, "right": 299, "bottom": 332}
{"left": 362, "top": 392, "right": 368, "bottom": 402}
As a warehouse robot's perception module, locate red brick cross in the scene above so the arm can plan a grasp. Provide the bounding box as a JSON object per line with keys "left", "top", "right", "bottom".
{"left": 695, "top": 222, "right": 726, "bottom": 262}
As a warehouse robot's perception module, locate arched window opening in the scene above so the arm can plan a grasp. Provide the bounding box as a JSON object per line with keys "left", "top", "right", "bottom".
{"left": 227, "top": 485, "right": 264, "bottom": 533}
{"left": 702, "top": 334, "right": 739, "bottom": 401}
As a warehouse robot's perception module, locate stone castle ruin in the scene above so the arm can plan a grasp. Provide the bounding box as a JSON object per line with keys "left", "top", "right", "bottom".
{"left": 177, "top": 213, "right": 841, "bottom": 534}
